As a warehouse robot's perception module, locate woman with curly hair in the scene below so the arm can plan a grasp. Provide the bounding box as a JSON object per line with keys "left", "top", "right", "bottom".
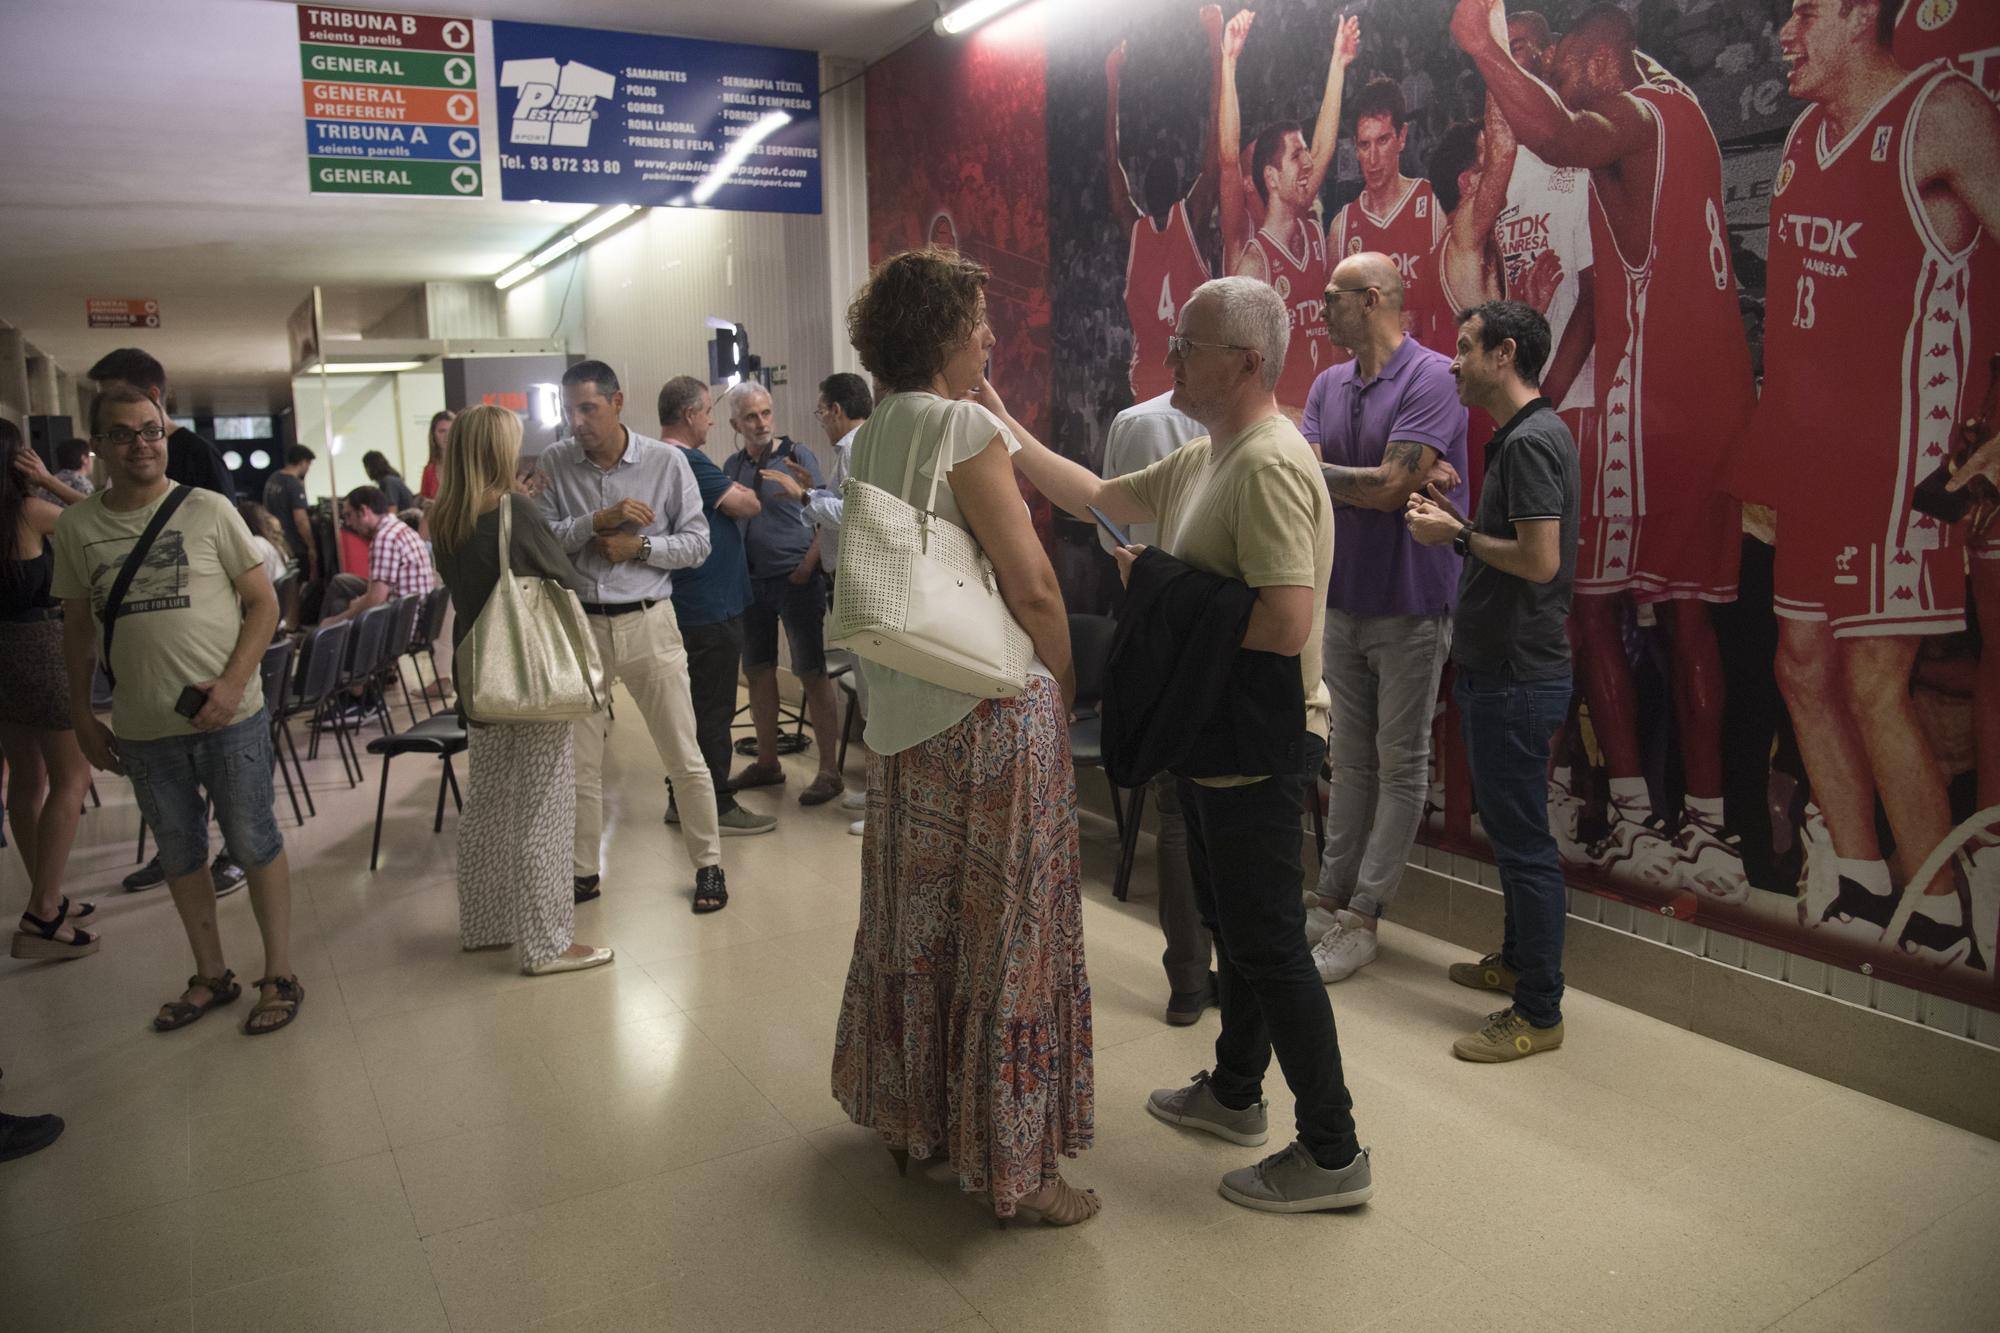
{"left": 829, "top": 248, "right": 1095, "bottom": 1227}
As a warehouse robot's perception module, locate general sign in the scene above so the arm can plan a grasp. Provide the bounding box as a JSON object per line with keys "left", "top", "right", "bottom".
{"left": 491, "top": 20, "right": 820, "bottom": 214}
{"left": 87, "top": 298, "right": 160, "bottom": 329}
{"left": 300, "top": 5, "right": 484, "bottom": 197}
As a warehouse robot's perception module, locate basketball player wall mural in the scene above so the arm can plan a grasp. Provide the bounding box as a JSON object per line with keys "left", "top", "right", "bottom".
{"left": 865, "top": 0, "right": 2000, "bottom": 1010}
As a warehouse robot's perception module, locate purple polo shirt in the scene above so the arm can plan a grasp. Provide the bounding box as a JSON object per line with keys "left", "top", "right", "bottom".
{"left": 1302, "top": 334, "right": 1469, "bottom": 618}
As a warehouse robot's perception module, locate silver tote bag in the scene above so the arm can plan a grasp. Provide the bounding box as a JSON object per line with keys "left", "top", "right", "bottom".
{"left": 456, "top": 497, "right": 608, "bottom": 723}
{"left": 829, "top": 398, "right": 1032, "bottom": 699}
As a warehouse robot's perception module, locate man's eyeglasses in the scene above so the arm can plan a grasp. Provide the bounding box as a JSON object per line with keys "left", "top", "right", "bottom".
{"left": 1323, "top": 286, "right": 1375, "bottom": 306}
{"left": 1166, "top": 335, "right": 1253, "bottom": 358}
{"left": 93, "top": 423, "right": 167, "bottom": 446}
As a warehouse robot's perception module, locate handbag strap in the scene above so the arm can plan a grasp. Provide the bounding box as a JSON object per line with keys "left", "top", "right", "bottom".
{"left": 894, "top": 396, "right": 956, "bottom": 522}
{"left": 101, "top": 484, "right": 191, "bottom": 688}
{"left": 495, "top": 492, "right": 513, "bottom": 578}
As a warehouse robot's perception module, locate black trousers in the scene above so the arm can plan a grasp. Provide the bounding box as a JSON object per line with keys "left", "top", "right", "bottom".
{"left": 682, "top": 615, "right": 746, "bottom": 813}
{"left": 1178, "top": 733, "right": 1361, "bottom": 1167}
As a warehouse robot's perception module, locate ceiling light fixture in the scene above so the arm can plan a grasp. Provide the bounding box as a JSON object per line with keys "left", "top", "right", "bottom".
{"left": 934, "top": 0, "right": 1033, "bottom": 37}
{"left": 691, "top": 112, "right": 792, "bottom": 204}
{"left": 493, "top": 203, "right": 648, "bottom": 291}
{"left": 314, "top": 360, "right": 428, "bottom": 375}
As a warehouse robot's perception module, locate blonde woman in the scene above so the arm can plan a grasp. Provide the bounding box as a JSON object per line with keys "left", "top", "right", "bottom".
{"left": 429, "top": 406, "right": 611, "bottom": 976}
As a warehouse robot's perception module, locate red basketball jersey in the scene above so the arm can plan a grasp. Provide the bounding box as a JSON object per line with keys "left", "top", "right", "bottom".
{"left": 1328, "top": 178, "right": 1446, "bottom": 290}
{"left": 1586, "top": 79, "right": 1754, "bottom": 543}
{"left": 1250, "top": 217, "right": 1338, "bottom": 410}
{"left": 1124, "top": 200, "right": 1211, "bottom": 401}
{"left": 1757, "top": 67, "right": 1977, "bottom": 633}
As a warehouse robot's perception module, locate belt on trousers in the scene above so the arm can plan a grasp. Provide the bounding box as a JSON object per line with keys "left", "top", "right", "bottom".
{"left": 580, "top": 599, "right": 658, "bottom": 617}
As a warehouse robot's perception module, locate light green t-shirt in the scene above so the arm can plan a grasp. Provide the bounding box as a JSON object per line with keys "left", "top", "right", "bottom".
{"left": 52, "top": 485, "right": 265, "bottom": 741}
{"left": 1118, "top": 414, "right": 1334, "bottom": 783}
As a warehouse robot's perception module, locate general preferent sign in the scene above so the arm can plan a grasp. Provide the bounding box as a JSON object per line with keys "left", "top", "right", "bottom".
{"left": 299, "top": 5, "right": 484, "bottom": 197}
{"left": 491, "top": 20, "right": 820, "bottom": 214}
{"left": 87, "top": 298, "right": 160, "bottom": 330}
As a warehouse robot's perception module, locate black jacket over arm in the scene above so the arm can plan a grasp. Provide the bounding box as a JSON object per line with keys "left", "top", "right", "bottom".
{"left": 1102, "top": 546, "right": 1305, "bottom": 788}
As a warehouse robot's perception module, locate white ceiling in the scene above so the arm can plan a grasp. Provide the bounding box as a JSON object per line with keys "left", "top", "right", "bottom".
{"left": 0, "top": 0, "right": 933, "bottom": 415}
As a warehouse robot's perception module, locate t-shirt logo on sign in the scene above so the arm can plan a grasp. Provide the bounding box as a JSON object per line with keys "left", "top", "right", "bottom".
{"left": 1415, "top": 196, "right": 1427, "bottom": 219}
{"left": 1346, "top": 236, "right": 1363, "bottom": 256}
{"left": 1872, "top": 126, "right": 1894, "bottom": 161}
{"left": 501, "top": 58, "right": 616, "bottom": 148}
{"left": 1774, "top": 159, "right": 1795, "bottom": 197}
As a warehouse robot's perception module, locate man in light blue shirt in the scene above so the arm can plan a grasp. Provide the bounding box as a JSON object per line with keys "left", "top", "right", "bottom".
{"left": 536, "top": 360, "right": 729, "bottom": 914}
{"left": 1099, "top": 391, "right": 1213, "bottom": 1026}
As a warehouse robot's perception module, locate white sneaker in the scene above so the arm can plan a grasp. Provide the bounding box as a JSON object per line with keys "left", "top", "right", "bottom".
{"left": 1303, "top": 903, "right": 1342, "bottom": 944}
{"left": 1678, "top": 820, "right": 1748, "bottom": 904}
{"left": 841, "top": 790, "right": 866, "bottom": 812}
{"left": 1311, "top": 910, "right": 1378, "bottom": 983}
{"left": 848, "top": 818, "right": 865, "bottom": 837}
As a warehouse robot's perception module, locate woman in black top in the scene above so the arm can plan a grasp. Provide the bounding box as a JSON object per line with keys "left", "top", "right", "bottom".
{"left": 429, "top": 406, "right": 608, "bottom": 977}
{"left": 2, "top": 420, "right": 100, "bottom": 960}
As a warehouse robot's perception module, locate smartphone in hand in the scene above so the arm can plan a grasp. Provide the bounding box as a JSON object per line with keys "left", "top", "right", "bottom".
{"left": 1087, "top": 505, "right": 1130, "bottom": 548}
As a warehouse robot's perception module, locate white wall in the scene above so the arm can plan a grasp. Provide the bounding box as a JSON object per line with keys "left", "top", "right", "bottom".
{"left": 291, "top": 368, "right": 445, "bottom": 501}
{"left": 499, "top": 67, "right": 868, "bottom": 463}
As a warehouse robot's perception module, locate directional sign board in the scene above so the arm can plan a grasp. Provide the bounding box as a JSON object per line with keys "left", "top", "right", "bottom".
{"left": 87, "top": 298, "right": 160, "bottom": 329}
{"left": 299, "top": 5, "right": 484, "bottom": 197}
{"left": 491, "top": 20, "right": 820, "bottom": 213}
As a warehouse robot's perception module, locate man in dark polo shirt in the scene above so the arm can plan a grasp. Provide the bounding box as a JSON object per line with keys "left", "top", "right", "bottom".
{"left": 1406, "top": 300, "right": 1578, "bottom": 1064}
{"left": 720, "top": 382, "right": 844, "bottom": 808}
{"left": 658, "top": 376, "right": 776, "bottom": 837}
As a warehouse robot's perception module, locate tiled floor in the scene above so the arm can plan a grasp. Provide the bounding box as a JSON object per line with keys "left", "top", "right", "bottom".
{"left": 4, "top": 693, "right": 1999, "bottom": 1332}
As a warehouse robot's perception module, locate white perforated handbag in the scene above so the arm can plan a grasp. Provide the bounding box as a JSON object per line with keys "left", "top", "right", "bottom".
{"left": 829, "top": 398, "right": 1032, "bottom": 698}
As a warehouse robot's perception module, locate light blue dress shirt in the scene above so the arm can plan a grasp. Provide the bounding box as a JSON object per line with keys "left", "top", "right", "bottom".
{"left": 534, "top": 427, "right": 711, "bottom": 603}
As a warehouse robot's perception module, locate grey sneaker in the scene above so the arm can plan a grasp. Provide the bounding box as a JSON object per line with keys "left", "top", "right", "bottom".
{"left": 717, "top": 806, "right": 777, "bottom": 837}
{"left": 1219, "top": 1141, "right": 1373, "bottom": 1213}
{"left": 1146, "top": 1071, "right": 1268, "bottom": 1146}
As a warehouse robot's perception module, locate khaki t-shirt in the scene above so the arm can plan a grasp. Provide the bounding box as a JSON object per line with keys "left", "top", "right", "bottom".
{"left": 1118, "top": 413, "right": 1334, "bottom": 783}
{"left": 52, "top": 485, "right": 265, "bottom": 741}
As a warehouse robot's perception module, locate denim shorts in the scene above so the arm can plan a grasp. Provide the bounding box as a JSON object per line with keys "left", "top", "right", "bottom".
{"left": 743, "top": 571, "right": 828, "bottom": 675}
{"left": 120, "top": 711, "right": 285, "bottom": 878}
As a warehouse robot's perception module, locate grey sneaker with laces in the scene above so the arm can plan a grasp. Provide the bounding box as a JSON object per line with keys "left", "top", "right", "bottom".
{"left": 1146, "top": 1071, "right": 1268, "bottom": 1146}
{"left": 1219, "top": 1141, "right": 1373, "bottom": 1213}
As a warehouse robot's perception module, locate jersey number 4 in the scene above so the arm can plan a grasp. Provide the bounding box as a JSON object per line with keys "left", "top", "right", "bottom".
{"left": 1157, "top": 273, "right": 1178, "bottom": 323}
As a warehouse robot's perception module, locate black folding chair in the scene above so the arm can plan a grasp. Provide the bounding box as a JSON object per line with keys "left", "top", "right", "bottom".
{"left": 380, "top": 594, "right": 424, "bottom": 728}
{"left": 364, "top": 714, "right": 466, "bottom": 871}
{"left": 302, "top": 620, "right": 361, "bottom": 786}
{"left": 406, "top": 585, "right": 452, "bottom": 712}
{"left": 258, "top": 637, "right": 305, "bottom": 827}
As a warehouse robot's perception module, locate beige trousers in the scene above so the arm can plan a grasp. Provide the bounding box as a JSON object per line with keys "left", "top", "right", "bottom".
{"left": 572, "top": 602, "right": 721, "bottom": 876}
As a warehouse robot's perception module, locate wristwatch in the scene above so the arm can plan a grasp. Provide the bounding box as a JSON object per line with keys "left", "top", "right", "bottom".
{"left": 638, "top": 535, "right": 653, "bottom": 563}
{"left": 1452, "top": 525, "right": 1472, "bottom": 558}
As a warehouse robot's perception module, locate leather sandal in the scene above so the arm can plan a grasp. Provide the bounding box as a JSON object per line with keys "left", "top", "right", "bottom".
{"left": 154, "top": 970, "right": 240, "bottom": 1032}
{"left": 12, "top": 900, "right": 101, "bottom": 961}
{"left": 243, "top": 975, "right": 305, "bottom": 1036}
{"left": 1000, "top": 1177, "right": 1102, "bottom": 1229}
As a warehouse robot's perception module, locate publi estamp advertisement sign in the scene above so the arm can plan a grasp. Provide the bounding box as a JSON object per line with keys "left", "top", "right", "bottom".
{"left": 491, "top": 19, "right": 821, "bottom": 213}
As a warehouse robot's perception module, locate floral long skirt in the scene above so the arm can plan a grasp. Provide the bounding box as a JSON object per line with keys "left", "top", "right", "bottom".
{"left": 831, "top": 675, "right": 1094, "bottom": 1217}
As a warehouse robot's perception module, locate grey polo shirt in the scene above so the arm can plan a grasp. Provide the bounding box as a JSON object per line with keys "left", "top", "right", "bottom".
{"left": 534, "top": 427, "right": 711, "bottom": 603}
{"left": 723, "top": 435, "right": 822, "bottom": 579}
{"left": 1451, "top": 398, "right": 1579, "bottom": 681}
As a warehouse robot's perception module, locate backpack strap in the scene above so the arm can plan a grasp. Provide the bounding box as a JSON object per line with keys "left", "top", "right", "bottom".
{"left": 101, "top": 485, "right": 192, "bottom": 688}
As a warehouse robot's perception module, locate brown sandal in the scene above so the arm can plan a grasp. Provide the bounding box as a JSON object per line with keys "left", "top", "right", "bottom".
{"left": 154, "top": 970, "right": 240, "bottom": 1032}
{"left": 1000, "top": 1177, "right": 1102, "bottom": 1229}
{"left": 243, "top": 975, "right": 305, "bottom": 1036}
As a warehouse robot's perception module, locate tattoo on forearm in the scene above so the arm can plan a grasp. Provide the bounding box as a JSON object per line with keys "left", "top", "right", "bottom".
{"left": 1384, "top": 440, "right": 1425, "bottom": 475}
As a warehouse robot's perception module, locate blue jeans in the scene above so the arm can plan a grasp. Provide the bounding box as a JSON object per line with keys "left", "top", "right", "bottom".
{"left": 1453, "top": 668, "right": 1572, "bottom": 1028}
{"left": 120, "top": 712, "right": 285, "bottom": 879}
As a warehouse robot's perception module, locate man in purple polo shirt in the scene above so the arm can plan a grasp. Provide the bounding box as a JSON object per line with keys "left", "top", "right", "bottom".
{"left": 1301, "top": 251, "right": 1468, "bottom": 982}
